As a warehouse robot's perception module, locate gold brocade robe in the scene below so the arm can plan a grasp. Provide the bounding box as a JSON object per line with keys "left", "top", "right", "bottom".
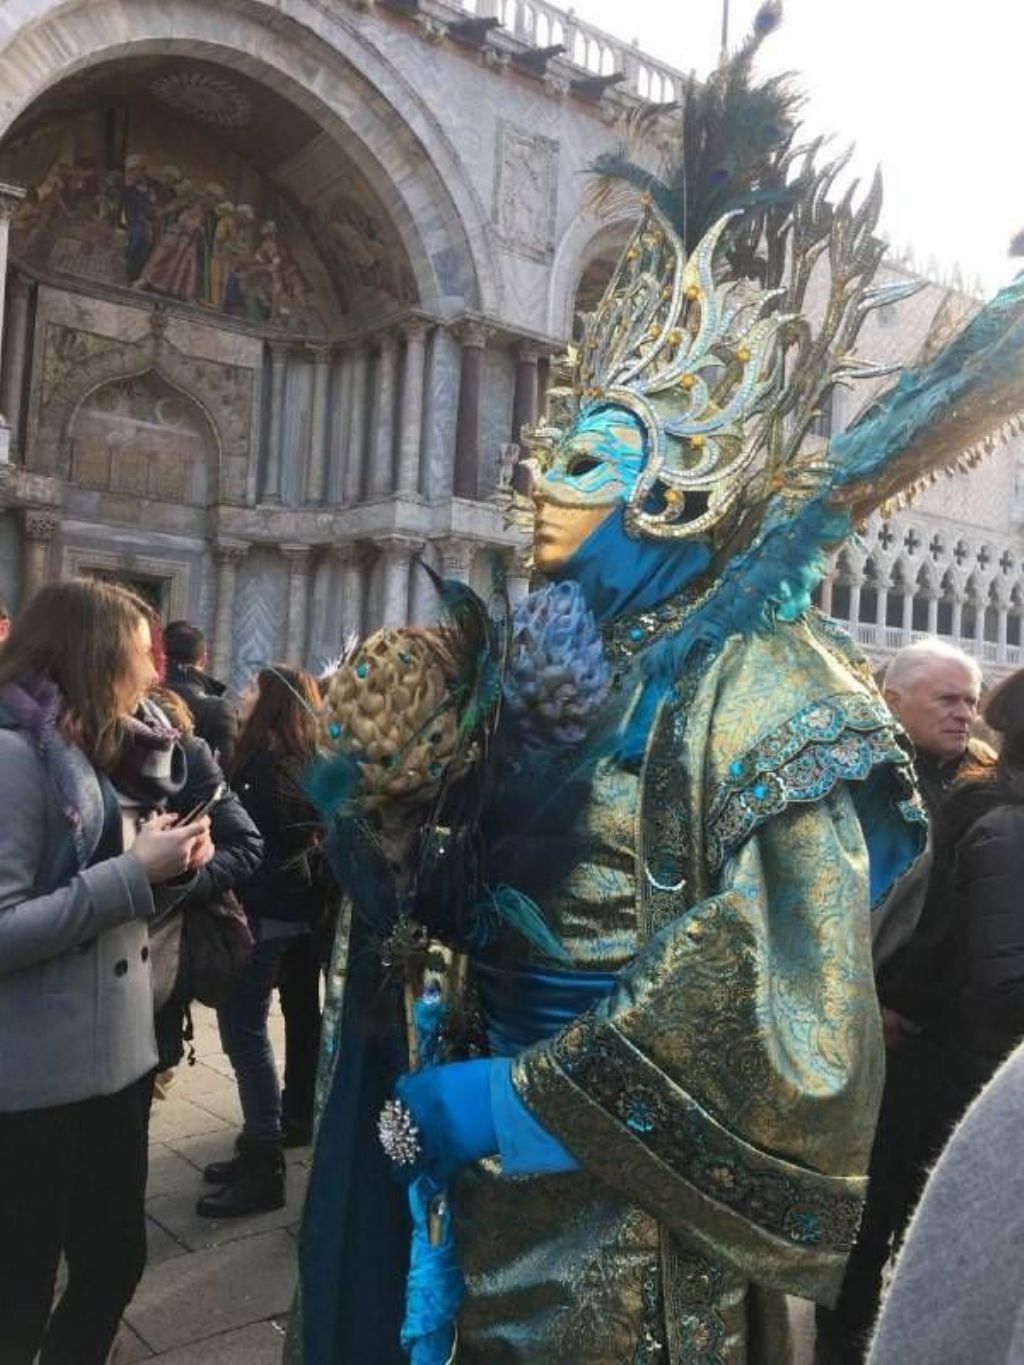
{"left": 454, "top": 612, "right": 923, "bottom": 1364}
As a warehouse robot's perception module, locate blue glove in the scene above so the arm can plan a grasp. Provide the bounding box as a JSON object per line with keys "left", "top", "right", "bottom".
{"left": 396, "top": 1060, "right": 497, "bottom": 1181}
{"left": 395, "top": 1057, "right": 578, "bottom": 1181}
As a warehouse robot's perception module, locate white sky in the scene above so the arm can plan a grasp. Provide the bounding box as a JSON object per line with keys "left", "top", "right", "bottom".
{"left": 570, "top": 0, "right": 1022, "bottom": 294}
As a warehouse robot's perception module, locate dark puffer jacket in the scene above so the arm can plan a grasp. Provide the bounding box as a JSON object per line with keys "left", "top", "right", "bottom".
{"left": 945, "top": 777, "right": 1024, "bottom": 1095}
{"left": 233, "top": 748, "right": 326, "bottom": 924}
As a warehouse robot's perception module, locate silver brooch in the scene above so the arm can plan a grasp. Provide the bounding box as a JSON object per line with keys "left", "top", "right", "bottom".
{"left": 378, "top": 1098, "right": 422, "bottom": 1167}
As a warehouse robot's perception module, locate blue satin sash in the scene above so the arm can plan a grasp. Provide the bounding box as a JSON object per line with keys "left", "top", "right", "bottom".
{"left": 472, "top": 959, "right": 619, "bottom": 1057}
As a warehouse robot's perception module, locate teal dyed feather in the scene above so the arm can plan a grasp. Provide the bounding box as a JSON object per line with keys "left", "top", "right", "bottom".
{"left": 477, "top": 884, "right": 572, "bottom": 965}
{"left": 304, "top": 749, "right": 362, "bottom": 819}
{"left": 643, "top": 272, "right": 1024, "bottom": 696}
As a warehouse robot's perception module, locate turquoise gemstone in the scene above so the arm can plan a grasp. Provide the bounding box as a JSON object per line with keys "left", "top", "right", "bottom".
{"left": 327, "top": 721, "right": 341, "bottom": 739}
{"left": 729, "top": 760, "right": 744, "bottom": 777}
{"left": 753, "top": 783, "right": 767, "bottom": 800}
{"left": 629, "top": 626, "right": 645, "bottom": 642}
{"left": 356, "top": 661, "right": 369, "bottom": 679}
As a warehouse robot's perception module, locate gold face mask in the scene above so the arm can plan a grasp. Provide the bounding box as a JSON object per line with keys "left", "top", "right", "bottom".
{"left": 525, "top": 406, "right": 647, "bottom": 572}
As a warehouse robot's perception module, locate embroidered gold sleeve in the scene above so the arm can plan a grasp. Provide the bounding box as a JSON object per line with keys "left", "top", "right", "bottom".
{"left": 512, "top": 790, "right": 883, "bottom": 1305}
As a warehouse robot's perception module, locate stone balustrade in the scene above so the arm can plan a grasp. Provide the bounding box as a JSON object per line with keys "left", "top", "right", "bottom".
{"left": 443, "top": 0, "right": 682, "bottom": 102}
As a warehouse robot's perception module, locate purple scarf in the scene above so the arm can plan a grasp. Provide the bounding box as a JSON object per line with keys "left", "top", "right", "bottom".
{"left": 0, "top": 678, "right": 186, "bottom": 862}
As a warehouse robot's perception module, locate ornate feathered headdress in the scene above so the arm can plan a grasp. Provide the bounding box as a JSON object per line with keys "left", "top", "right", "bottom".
{"left": 519, "top": 4, "right": 1024, "bottom": 592}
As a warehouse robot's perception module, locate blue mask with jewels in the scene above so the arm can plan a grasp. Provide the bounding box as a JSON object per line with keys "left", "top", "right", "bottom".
{"left": 534, "top": 405, "right": 712, "bottom": 623}
{"left": 536, "top": 405, "right": 647, "bottom": 509}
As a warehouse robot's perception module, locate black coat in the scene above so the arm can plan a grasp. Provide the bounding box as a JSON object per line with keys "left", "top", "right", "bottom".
{"left": 233, "top": 748, "right": 326, "bottom": 924}
{"left": 165, "top": 663, "right": 239, "bottom": 771}
{"left": 168, "top": 735, "right": 264, "bottom": 910}
{"left": 947, "top": 784, "right": 1024, "bottom": 1089}
{"left": 877, "top": 741, "right": 996, "bottom": 1029}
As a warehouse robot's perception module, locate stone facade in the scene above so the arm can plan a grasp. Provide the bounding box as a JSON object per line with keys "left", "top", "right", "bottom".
{"left": 0, "top": 0, "right": 1019, "bottom": 688}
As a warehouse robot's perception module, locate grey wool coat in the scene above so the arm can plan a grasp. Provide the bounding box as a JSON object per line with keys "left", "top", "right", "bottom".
{"left": 0, "top": 725, "right": 176, "bottom": 1111}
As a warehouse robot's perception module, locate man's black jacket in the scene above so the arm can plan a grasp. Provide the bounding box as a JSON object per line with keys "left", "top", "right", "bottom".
{"left": 165, "top": 661, "right": 238, "bottom": 771}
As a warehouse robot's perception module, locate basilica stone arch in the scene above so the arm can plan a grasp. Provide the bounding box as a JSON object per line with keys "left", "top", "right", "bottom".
{"left": 0, "top": 0, "right": 500, "bottom": 318}
{"left": 546, "top": 208, "right": 634, "bottom": 337}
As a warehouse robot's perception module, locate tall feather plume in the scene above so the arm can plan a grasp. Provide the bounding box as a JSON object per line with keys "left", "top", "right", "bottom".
{"left": 587, "top": 1, "right": 799, "bottom": 264}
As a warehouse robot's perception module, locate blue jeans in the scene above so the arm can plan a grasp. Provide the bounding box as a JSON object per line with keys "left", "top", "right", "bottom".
{"left": 217, "top": 927, "right": 307, "bottom": 1141}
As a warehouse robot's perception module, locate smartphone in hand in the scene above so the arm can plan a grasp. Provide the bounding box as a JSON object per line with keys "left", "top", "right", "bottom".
{"left": 172, "top": 781, "right": 227, "bottom": 829}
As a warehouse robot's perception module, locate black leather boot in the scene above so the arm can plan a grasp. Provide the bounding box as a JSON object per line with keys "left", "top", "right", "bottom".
{"left": 196, "top": 1138, "right": 286, "bottom": 1218}
{"left": 202, "top": 1133, "right": 243, "bottom": 1185}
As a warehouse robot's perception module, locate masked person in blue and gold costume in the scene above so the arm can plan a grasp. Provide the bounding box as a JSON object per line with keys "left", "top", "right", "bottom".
{"left": 290, "top": 12, "right": 1024, "bottom": 1364}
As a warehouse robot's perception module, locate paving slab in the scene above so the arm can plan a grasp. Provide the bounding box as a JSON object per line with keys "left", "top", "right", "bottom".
{"left": 124, "top": 1229, "right": 296, "bottom": 1353}
{"left": 149, "top": 1094, "right": 233, "bottom": 1144}
{"left": 112, "top": 1321, "right": 155, "bottom": 1363}
{"left": 148, "top": 1143, "right": 208, "bottom": 1199}
{"left": 147, "top": 1164, "right": 310, "bottom": 1252}
{"left": 135, "top": 1320, "right": 287, "bottom": 1365}
{"left": 146, "top": 1215, "right": 190, "bottom": 1268}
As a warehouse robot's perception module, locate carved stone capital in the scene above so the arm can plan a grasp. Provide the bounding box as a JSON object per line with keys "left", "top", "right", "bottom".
{"left": 213, "top": 538, "right": 249, "bottom": 565}
{"left": 378, "top": 535, "right": 424, "bottom": 562}
{"left": 326, "top": 544, "right": 354, "bottom": 575}
{"left": 437, "top": 537, "right": 474, "bottom": 579}
{"left": 306, "top": 342, "right": 334, "bottom": 366}
{"left": 22, "top": 507, "right": 60, "bottom": 543}
{"left": 452, "top": 320, "right": 493, "bottom": 350}
{"left": 0, "top": 181, "right": 26, "bottom": 225}
{"left": 400, "top": 317, "right": 430, "bottom": 344}
{"left": 280, "top": 542, "right": 313, "bottom": 563}
{"left": 516, "top": 342, "right": 541, "bottom": 366}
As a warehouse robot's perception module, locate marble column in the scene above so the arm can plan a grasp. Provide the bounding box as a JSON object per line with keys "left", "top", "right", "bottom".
{"left": 873, "top": 580, "right": 887, "bottom": 629}
{"left": 263, "top": 343, "right": 289, "bottom": 503}
{"left": 438, "top": 537, "right": 474, "bottom": 585}
{"left": 848, "top": 579, "right": 862, "bottom": 630}
{"left": 453, "top": 322, "right": 491, "bottom": 500}
{"left": 333, "top": 542, "right": 366, "bottom": 644}
{"left": 1, "top": 272, "right": 30, "bottom": 460}
{"left": 379, "top": 537, "right": 420, "bottom": 627}
{"left": 818, "top": 572, "right": 834, "bottom": 617}
{"left": 511, "top": 343, "right": 540, "bottom": 443}
{"left": 951, "top": 596, "right": 964, "bottom": 642}
{"left": 901, "top": 588, "right": 914, "bottom": 644}
{"left": 343, "top": 349, "right": 370, "bottom": 505}
{"left": 397, "top": 319, "right": 429, "bottom": 495}
{"left": 0, "top": 183, "right": 27, "bottom": 464}
{"left": 211, "top": 539, "right": 249, "bottom": 682}
{"left": 505, "top": 546, "right": 532, "bottom": 606}
{"left": 305, "top": 344, "right": 333, "bottom": 504}
{"left": 369, "top": 332, "right": 399, "bottom": 497}
{"left": 329, "top": 348, "right": 353, "bottom": 505}
{"left": 998, "top": 601, "right": 1009, "bottom": 663}
{"left": 973, "top": 593, "right": 986, "bottom": 652}
{"left": 926, "top": 592, "right": 939, "bottom": 636}
{"left": 282, "top": 544, "right": 312, "bottom": 662}
{"left": 21, "top": 507, "right": 58, "bottom": 600}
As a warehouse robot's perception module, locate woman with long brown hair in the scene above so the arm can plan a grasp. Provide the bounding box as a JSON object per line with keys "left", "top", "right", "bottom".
{"left": 198, "top": 664, "right": 326, "bottom": 1218}
{"left": 0, "top": 578, "right": 213, "bottom": 1365}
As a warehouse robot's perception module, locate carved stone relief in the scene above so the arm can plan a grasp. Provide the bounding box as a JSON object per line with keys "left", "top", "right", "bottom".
{"left": 492, "top": 121, "right": 559, "bottom": 263}
{"left": 70, "top": 373, "right": 212, "bottom": 505}
{"left": 35, "top": 321, "right": 255, "bottom": 504}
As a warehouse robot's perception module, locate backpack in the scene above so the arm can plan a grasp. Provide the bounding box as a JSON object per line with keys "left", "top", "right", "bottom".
{"left": 179, "top": 890, "right": 254, "bottom": 1008}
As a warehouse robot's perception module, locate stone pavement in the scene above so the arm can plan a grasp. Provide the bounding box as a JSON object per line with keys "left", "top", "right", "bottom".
{"left": 125, "top": 1003, "right": 818, "bottom": 1364}
{"left": 120, "top": 1004, "right": 301, "bottom": 1364}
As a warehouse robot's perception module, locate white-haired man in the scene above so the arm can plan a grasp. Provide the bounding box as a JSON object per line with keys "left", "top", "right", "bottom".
{"left": 817, "top": 638, "right": 994, "bottom": 1365}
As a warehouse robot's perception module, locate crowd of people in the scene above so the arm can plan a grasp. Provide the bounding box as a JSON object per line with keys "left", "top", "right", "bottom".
{"left": 0, "top": 580, "right": 333, "bottom": 1363}
{"left": 3, "top": 577, "right": 1024, "bottom": 1363}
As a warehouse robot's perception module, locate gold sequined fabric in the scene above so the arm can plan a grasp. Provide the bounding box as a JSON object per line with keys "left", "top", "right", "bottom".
{"left": 304, "top": 617, "right": 921, "bottom": 1364}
